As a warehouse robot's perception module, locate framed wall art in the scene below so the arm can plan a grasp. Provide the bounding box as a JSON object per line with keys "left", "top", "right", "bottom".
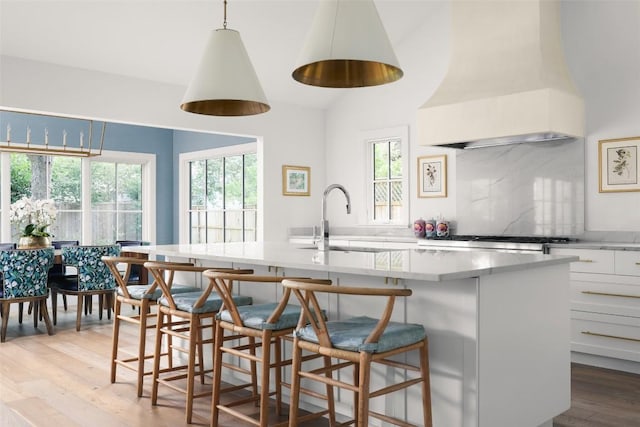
{"left": 418, "top": 154, "right": 447, "bottom": 198}
{"left": 282, "top": 165, "right": 310, "bottom": 196}
{"left": 599, "top": 136, "right": 640, "bottom": 193}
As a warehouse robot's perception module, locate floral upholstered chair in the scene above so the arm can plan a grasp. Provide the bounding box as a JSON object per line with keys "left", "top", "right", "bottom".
{"left": 50, "top": 244, "right": 120, "bottom": 331}
{"left": 0, "top": 247, "right": 55, "bottom": 342}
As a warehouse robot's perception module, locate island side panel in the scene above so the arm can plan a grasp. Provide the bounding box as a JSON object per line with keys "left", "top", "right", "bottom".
{"left": 404, "top": 277, "right": 480, "bottom": 427}
{"left": 477, "top": 263, "right": 571, "bottom": 427}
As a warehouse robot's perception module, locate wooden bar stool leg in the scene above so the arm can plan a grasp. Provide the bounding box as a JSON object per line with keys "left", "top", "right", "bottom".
{"left": 136, "top": 299, "right": 149, "bottom": 397}
{"left": 287, "top": 339, "right": 303, "bottom": 427}
{"left": 151, "top": 310, "right": 165, "bottom": 405}
{"left": 110, "top": 298, "right": 121, "bottom": 384}
{"left": 324, "top": 355, "right": 337, "bottom": 426}
{"left": 249, "top": 336, "right": 258, "bottom": 400}
{"left": 210, "top": 321, "right": 225, "bottom": 427}
{"left": 259, "top": 331, "right": 272, "bottom": 427}
{"left": 421, "top": 339, "right": 433, "bottom": 427}
{"left": 186, "top": 316, "right": 198, "bottom": 424}
{"left": 274, "top": 335, "right": 283, "bottom": 416}
{"left": 357, "top": 353, "right": 372, "bottom": 427}
{"left": 197, "top": 320, "right": 206, "bottom": 385}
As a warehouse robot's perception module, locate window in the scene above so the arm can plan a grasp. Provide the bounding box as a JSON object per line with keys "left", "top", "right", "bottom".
{"left": 9, "top": 154, "right": 83, "bottom": 241}
{"left": 1, "top": 151, "right": 154, "bottom": 244}
{"left": 364, "top": 126, "right": 409, "bottom": 226}
{"left": 91, "top": 161, "right": 143, "bottom": 244}
{"left": 181, "top": 143, "right": 257, "bottom": 244}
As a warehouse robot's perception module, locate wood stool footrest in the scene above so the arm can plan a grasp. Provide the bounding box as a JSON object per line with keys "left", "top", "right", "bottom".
{"left": 370, "top": 377, "right": 424, "bottom": 399}
{"left": 370, "top": 410, "right": 414, "bottom": 427}
{"left": 299, "top": 370, "right": 358, "bottom": 393}
{"left": 216, "top": 405, "right": 261, "bottom": 426}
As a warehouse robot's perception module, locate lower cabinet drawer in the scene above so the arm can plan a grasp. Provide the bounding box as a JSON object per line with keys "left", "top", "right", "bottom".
{"left": 571, "top": 311, "right": 640, "bottom": 362}
{"left": 571, "top": 280, "right": 640, "bottom": 317}
{"left": 615, "top": 251, "right": 640, "bottom": 276}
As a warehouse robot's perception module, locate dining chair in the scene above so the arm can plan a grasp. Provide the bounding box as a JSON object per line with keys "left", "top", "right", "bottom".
{"left": 50, "top": 244, "right": 121, "bottom": 331}
{"left": 282, "top": 279, "right": 433, "bottom": 427}
{"left": 48, "top": 240, "right": 79, "bottom": 312}
{"left": 102, "top": 256, "right": 201, "bottom": 397}
{"left": 116, "top": 240, "right": 146, "bottom": 285}
{"left": 0, "top": 247, "right": 55, "bottom": 342}
{"left": 205, "top": 271, "right": 332, "bottom": 427}
{"left": 145, "top": 261, "right": 254, "bottom": 424}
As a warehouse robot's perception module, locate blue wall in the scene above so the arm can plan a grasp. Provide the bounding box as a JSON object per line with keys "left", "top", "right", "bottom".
{"left": 1, "top": 111, "right": 252, "bottom": 244}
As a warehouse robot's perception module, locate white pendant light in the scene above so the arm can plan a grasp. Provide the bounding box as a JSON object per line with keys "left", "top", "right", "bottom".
{"left": 181, "top": 0, "right": 270, "bottom": 116}
{"left": 292, "top": 0, "right": 403, "bottom": 88}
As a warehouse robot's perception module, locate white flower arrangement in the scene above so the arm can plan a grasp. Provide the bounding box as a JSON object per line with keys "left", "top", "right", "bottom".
{"left": 9, "top": 197, "right": 57, "bottom": 237}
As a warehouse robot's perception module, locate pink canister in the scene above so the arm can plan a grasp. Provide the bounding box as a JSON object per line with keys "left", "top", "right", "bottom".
{"left": 425, "top": 219, "right": 437, "bottom": 238}
{"left": 413, "top": 219, "right": 426, "bottom": 238}
{"left": 436, "top": 220, "right": 450, "bottom": 237}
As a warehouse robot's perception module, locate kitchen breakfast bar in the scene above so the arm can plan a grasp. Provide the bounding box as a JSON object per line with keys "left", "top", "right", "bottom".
{"left": 130, "top": 242, "right": 577, "bottom": 427}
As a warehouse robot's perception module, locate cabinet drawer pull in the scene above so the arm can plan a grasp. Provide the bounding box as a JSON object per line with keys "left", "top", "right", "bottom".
{"left": 582, "top": 331, "right": 640, "bottom": 343}
{"left": 582, "top": 290, "right": 640, "bottom": 299}
{"left": 635, "top": 262, "right": 640, "bottom": 266}
{"left": 577, "top": 259, "right": 594, "bottom": 263}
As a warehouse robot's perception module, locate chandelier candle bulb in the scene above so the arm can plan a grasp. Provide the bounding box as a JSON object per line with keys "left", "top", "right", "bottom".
{"left": 6, "top": 124, "right": 10, "bottom": 142}
{"left": 26, "top": 127, "right": 31, "bottom": 143}
{"left": 45, "top": 129, "right": 48, "bottom": 146}
{"left": 80, "top": 131, "right": 83, "bottom": 148}
{"left": 63, "top": 130, "right": 67, "bottom": 147}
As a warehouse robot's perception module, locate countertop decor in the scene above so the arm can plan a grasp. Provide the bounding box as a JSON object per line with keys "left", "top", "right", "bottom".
{"left": 10, "top": 197, "right": 57, "bottom": 249}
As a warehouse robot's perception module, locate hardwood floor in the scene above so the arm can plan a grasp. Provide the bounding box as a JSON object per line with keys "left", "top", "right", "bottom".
{"left": 553, "top": 363, "right": 640, "bottom": 427}
{"left": 1, "top": 299, "right": 640, "bottom": 426}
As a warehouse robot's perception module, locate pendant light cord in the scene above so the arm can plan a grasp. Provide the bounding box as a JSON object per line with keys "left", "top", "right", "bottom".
{"left": 223, "top": 0, "right": 227, "bottom": 29}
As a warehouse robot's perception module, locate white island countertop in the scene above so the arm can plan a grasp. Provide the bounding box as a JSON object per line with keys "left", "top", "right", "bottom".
{"left": 133, "top": 241, "right": 577, "bottom": 282}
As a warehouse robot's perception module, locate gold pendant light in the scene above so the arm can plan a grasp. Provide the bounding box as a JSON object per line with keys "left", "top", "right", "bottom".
{"left": 292, "top": 0, "right": 403, "bottom": 88}
{"left": 180, "top": 0, "right": 270, "bottom": 116}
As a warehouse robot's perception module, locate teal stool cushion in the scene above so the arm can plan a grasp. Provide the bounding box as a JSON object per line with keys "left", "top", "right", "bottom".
{"left": 295, "top": 315, "right": 426, "bottom": 353}
{"left": 217, "top": 302, "right": 304, "bottom": 331}
{"left": 118, "top": 283, "right": 200, "bottom": 300}
{"left": 159, "top": 291, "right": 252, "bottom": 314}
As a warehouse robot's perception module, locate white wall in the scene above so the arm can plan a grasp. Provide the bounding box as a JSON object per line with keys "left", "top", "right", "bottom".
{"left": 562, "top": 0, "right": 640, "bottom": 231}
{"left": 0, "top": 56, "right": 326, "bottom": 241}
{"left": 325, "top": 0, "right": 640, "bottom": 235}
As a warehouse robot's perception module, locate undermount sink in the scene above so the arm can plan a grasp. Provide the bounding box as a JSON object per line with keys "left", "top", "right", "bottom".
{"left": 298, "top": 245, "right": 404, "bottom": 253}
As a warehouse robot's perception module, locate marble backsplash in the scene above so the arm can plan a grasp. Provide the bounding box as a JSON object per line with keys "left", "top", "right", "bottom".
{"left": 456, "top": 138, "right": 585, "bottom": 237}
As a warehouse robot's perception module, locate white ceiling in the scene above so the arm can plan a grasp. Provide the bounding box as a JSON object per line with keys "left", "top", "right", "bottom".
{"left": 0, "top": 0, "right": 437, "bottom": 110}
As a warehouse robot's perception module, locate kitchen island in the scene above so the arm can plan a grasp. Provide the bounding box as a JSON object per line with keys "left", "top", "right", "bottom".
{"left": 131, "top": 242, "right": 577, "bottom": 427}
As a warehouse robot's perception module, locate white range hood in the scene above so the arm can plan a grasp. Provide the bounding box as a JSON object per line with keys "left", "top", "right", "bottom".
{"left": 417, "top": 0, "right": 584, "bottom": 149}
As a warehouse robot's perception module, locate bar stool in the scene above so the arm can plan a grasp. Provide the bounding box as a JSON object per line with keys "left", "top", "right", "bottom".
{"left": 204, "top": 272, "right": 332, "bottom": 427}
{"left": 102, "top": 256, "right": 200, "bottom": 397}
{"left": 145, "top": 261, "right": 254, "bottom": 424}
{"left": 282, "top": 279, "right": 433, "bottom": 427}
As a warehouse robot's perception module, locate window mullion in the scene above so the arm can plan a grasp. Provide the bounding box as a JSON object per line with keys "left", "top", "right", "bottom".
{"left": 242, "top": 155, "right": 246, "bottom": 242}
{"left": 204, "top": 159, "right": 209, "bottom": 244}
{"left": 222, "top": 157, "right": 227, "bottom": 242}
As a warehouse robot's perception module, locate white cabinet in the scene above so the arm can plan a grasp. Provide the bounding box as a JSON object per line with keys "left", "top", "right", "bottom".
{"left": 549, "top": 247, "right": 640, "bottom": 371}
{"left": 614, "top": 251, "right": 640, "bottom": 276}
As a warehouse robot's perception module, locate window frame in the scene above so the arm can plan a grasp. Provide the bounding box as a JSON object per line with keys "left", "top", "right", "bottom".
{"left": 85, "top": 150, "right": 156, "bottom": 245}
{"left": 363, "top": 126, "right": 409, "bottom": 227}
{"left": 0, "top": 150, "right": 155, "bottom": 244}
{"left": 178, "top": 142, "right": 258, "bottom": 244}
